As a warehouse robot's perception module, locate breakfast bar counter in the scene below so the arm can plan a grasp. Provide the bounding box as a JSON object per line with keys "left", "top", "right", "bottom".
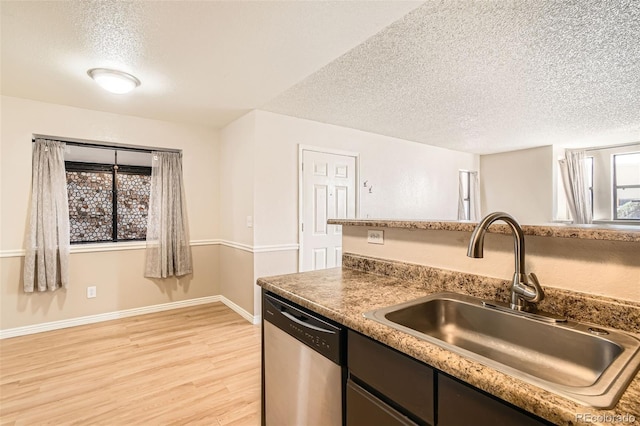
{"left": 258, "top": 254, "right": 640, "bottom": 426}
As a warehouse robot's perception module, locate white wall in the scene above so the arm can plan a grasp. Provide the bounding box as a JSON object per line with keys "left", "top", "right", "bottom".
{"left": 480, "top": 146, "right": 554, "bottom": 224}
{"left": 219, "top": 111, "right": 256, "bottom": 245}
{"left": 254, "top": 110, "right": 479, "bottom": 245}
{"left": 0, "top": 96, "right": 220, "bottom": 330}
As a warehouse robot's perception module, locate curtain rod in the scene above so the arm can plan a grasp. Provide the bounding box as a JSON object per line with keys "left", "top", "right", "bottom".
{"left": 32, "top": 134, "right": 181, "bottom": 154}
{"left": 580, "top": 141, "right": 640, "bottom": 153}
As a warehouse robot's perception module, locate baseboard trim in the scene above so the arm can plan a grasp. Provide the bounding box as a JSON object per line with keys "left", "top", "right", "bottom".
{"left": 219, "top": 296, "right": 261, "bottom": 325}
{"left": 0, "top": 295, "right": 259, "bottom": 339}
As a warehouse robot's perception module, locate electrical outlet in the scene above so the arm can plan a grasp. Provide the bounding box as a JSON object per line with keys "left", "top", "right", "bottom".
{"left": 87, "top": 286, "right": 97, "bottom": 299}
{"left": 246, "top": 215, "right": 253, "bottom": 228}
{"left": 367, "top": 230, "right": 384, "bottom": 244}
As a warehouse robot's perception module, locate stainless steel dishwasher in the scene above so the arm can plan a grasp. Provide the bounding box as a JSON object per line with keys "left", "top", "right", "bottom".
{"left": 262, "top": 291, "right": 345, "bottom": 426}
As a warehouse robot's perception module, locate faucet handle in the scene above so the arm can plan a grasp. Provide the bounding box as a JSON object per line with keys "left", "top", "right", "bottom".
{"left": 527, "top": 272, "right": 545, "bottom": 303}
{"left": 513, "top": 272, "right": 545, "bottom": 304}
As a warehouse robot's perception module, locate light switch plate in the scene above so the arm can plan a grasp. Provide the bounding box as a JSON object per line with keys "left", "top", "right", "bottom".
{"left": 367, "top": 230, "right": 384, "bottom": 244}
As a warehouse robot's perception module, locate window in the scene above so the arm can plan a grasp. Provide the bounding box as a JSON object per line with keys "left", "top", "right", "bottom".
{"left": 583, "top": 144, "right": 640, "bottom": 223}
{"left": 53, "top": 141, "right": 154, "bottom": 244}
{"left": 66, "top": 162, "right": 151, "bottom": 243}
{"left": 613, "top": 152, "right": 640, "bottom": 220}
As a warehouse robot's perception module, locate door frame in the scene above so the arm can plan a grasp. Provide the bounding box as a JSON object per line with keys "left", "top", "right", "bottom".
{"left": 298, "top": 144, "right": 360, "bottom": 272}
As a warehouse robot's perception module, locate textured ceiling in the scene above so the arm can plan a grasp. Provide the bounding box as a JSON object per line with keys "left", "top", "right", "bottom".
{"left": 1, "top": 1, "right": 639, "bottom": 155}
{"left": 264, "top": 0, "right": 640, "bottom": 154}
{"left": 0, "top": 0, "right": 422, "bottom": 128}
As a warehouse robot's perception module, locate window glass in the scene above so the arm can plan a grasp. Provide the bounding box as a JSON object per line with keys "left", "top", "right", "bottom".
{"left": 614, "top": 153, "right": 640, "bottom": 186}
{"left": 117, "top": 150, "right": 153, "bottom": 166}
{"left": 67, "top": 170, "right": 113, "bottom": 242}
{"left": 614, "top": 152, "right": 640, "bottom": 220}
{"left": 65, "top": 161, "right": 151, "bottom": 243}
{"left": 615, "top": 188, "right": 640, "bottom": 219}
{"left": 116, "top": 172, "right": 151, "bottom": 240}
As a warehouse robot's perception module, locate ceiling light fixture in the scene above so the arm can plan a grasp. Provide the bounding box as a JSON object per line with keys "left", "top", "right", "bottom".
{"left": 87, "top": 68, "right": 141, "bottom": 94}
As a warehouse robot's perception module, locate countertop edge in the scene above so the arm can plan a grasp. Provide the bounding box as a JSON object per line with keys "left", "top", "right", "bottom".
{"left": 328, "top": 219, "right": 640, "bottom": 242}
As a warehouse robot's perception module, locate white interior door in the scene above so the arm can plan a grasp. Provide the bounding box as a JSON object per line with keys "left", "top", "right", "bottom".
{"left": 301, "top": 149, "right": 357, "bottom": 271}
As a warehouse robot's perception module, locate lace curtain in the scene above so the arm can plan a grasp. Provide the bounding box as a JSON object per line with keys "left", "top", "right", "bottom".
{"left": 144, "top": 151, "right": 192, "bottom": 278}
{"left": 559, "top": 150, "right": 592, "bottom": 224}
{"left": 24, "top": 139, "right": 70, "bottom": 292}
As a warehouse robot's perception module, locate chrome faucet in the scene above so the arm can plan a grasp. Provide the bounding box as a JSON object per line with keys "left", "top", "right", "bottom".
{"left": 467, "top": 212, "right": 544, "bottom": 312}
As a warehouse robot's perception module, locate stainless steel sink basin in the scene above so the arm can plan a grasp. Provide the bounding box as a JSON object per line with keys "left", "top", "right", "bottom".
{"left": 364, "top": 292, "right": 640, "bottom": 408}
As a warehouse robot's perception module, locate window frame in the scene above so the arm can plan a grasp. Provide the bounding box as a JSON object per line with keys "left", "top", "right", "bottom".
{"left": 65, "top": 161, "right": 152, "bottom": 244}
{"left": 612, "top": 152, "right": 640, "bottom": 221}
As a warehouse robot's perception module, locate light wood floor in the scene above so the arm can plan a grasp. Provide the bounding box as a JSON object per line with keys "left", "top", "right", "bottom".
{"left": 0, "top": 303, "right": 262, "bottom": 425}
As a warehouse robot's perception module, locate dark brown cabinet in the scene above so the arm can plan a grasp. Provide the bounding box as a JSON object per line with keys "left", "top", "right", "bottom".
{"left": 347, "top": 379, "right": 418, "bottom": 426}
{"left": 437, "top": 373, "right": 550, "bottom": 426}
{"left": 347, "top": 330, "right": 551, "bottom": 426}
{"left": 348, "top": 331, "right": 434, "bottom": 425}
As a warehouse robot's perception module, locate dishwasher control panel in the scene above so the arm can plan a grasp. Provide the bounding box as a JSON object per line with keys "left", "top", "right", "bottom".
{"left": 287, "top": 322, "right": 333, "bottom": 352}
{"left": 263, "top": 291, "right": 343, "bottom": 364}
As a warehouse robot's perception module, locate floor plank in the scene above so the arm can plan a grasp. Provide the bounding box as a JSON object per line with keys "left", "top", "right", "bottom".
{"left": 0, "top": 303, "right": 262, "bottom": 425}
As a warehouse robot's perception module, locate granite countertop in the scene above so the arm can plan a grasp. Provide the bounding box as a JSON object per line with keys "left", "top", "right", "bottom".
{"left": 258, "top": 263, "right": 640, "bottom": 426}
{"left": 328, "top": 219, "right": 640, "bottom": 242}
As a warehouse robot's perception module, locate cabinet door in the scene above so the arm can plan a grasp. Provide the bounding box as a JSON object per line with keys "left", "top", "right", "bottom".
{"left": 437, "top": 374, "right": 551, "bottom": 426}
{"left": 348, "top": 331, "right": 434, "bottom": 424}
{"left": 347, "top": 379, "right": 418, "bottom": 426}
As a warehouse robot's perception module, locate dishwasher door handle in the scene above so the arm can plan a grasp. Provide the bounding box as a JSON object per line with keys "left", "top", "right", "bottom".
{"left": 280, "top": 309, "right": 337, "bottom": 335}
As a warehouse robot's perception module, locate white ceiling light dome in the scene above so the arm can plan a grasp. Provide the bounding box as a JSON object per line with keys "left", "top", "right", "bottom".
{"left": 87, "top": 68, "right": 141, "bottom": 94}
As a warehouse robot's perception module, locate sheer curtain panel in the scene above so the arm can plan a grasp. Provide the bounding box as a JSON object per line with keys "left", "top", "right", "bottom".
{"left": 559, "top": 150, "right": 592, "bottom": 224}
{"left": 24, "top": 139, "right": 70, "bottom": 292}
{"left": 144, "top": 151, "right": 192, "bottom": 278}
{"left": 457, "top": 171, "right": 480, "bottom": 221}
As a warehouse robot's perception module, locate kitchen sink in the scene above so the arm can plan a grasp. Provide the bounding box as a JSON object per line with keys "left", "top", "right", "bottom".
{"left": 364, "top": 292, "right": 640, "bottom": 408}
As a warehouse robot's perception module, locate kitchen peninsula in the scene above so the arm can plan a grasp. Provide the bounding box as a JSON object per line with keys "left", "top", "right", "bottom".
{"left": 259, "top": 220, "right": 640, "bottom": 425}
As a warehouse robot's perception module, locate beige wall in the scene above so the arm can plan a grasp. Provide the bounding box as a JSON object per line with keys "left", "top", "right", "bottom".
{"left": 253, "top": 249, "right": 299, "bottom": 314}
{"left": 1, "top": 96, "right": 220, "bottom": 248}
{"left": 0, "top": 96, "right": 220, "bottom": 331}
{"left": 343, "top": 226, "right": 640, "bottom": 302}
{"left": 0, "top": 245, "right": 219, "bottom": 329}
{"left": 218, "top": 245, "right": 254, "bottom": 314}
{"left": 480, "top": 145, "right": 555, "bottom": 224}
